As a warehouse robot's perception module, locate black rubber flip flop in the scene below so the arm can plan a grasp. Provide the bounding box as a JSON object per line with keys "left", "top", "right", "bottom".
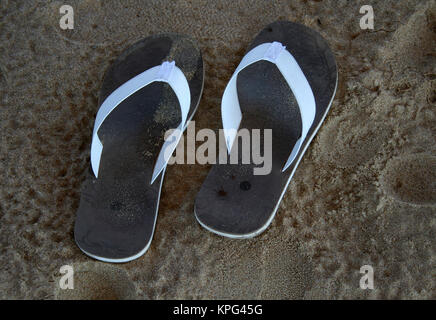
{"left": 75, "top": 34, "right": 203, "bottom": 262}
{"left": 195, "top": 21, "right": 337, "bottom": 238}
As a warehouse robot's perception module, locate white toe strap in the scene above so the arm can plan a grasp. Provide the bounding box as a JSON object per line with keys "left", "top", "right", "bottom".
{"left": 221, "top": 42, "right": 316, "bottom": 172}
{"left": 90, "top": 60, "right": 190, "bottom": 184}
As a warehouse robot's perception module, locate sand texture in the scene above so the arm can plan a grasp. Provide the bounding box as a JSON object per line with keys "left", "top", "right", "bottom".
{"left": 1, "top": 0, "right": 435, "bottom": 299}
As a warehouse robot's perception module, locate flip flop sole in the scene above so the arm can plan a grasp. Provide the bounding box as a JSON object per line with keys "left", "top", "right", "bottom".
{"left": 75, "top": 34, "right": 203, "bottom": 262}
{"left": 195, "top": 21, "right": 337, "bottom": 238}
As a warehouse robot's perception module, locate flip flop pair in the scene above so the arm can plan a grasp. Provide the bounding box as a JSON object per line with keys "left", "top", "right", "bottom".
{"left": 75, "top": 21, "right": 338, "bottom": 262}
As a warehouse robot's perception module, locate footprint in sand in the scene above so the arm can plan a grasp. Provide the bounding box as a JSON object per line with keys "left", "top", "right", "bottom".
{"left": 54, "top": 262, "right": 136, "bottom": 300}
{"left": 260, "top": 235, "right": 313, "bottom": 299}
{"left": 211, "top": 239, "right": 263, "bottom": 299}
{"left": 318, "top": 115, "right": 389, "bottom": 169}
{"left": 210, "top": 235, "right": 313, "bottom": 299}
{"left": 381, "top": 154, "right": 436, "bottom": 205}
{"left": 380, "top": 0, "right": 435, "bottom": 74}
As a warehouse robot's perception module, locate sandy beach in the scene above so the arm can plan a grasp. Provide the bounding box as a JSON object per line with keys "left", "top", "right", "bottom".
{"left": 0, "top": 0, "right": 435, "bottom": 299}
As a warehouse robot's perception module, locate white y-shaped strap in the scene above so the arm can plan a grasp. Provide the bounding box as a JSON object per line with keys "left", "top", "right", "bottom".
{"left": 221, "top": 42, "right": 316, "bottom": 172}
{"left": 90, "top": 60, "right": 190, "bottom": 184}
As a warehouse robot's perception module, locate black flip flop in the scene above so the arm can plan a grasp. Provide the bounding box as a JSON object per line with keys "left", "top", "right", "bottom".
{"left": 75, "top": 34, "right": 204, "bottom": 262}
{"left": 195, "top": 21, "right": 337, "bottom": 238}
